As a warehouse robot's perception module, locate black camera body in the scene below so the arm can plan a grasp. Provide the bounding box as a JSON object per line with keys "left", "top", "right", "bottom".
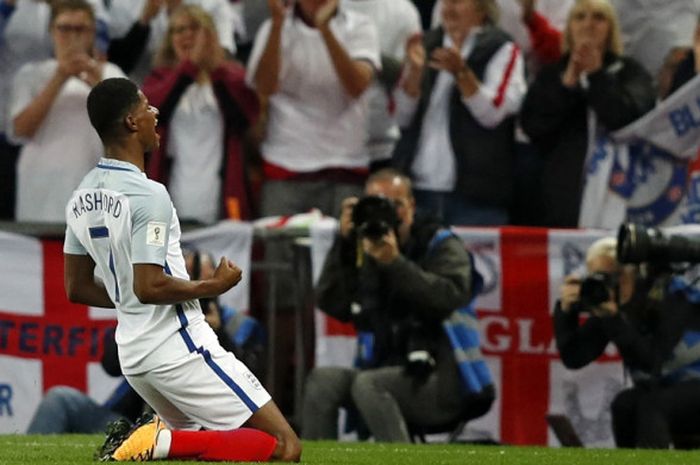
{"left": 351, "top": 195, "right": 400, "bottom": 241}
{"left": 579, "top": 272, "right": 617, "bottom": 310}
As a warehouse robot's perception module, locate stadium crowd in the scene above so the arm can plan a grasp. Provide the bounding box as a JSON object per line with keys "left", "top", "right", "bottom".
{"left": 4, "top": 0, "right": 700, "bottom": 451}
{"left": 1, "top": 0, "right": 699, "bottom": 228}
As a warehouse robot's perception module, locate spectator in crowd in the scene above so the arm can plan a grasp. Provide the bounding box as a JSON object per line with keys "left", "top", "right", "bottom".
{"left": 7, "top": 0, "right": 125, "bottom": 223}
{"left": 107, "top": 0, "right": 239, "bottom": 84}
{"left": 143, "top": 4, "right": 259, "bottom": 223}
{"left": 342, "top": 0, "right": 422, "bottom": 171}
{"left": 3, "top": 0, "right": 109, "bottom": 59}
{"left": 610, "top": 0, "right": 700, "bottom": 82}
{"left": 0, "top": 0, "right": 108, "bottom": 220}
{"left": 393, "top": 0, "right": 526, "bottom": 227}
{"left": 519, "top": 0, "right": 655, "bottom": 228}
{"left": 427, "top": 0, "right": 568, "bottom": 228}
{"left": 302, "top": 168, "right": 494, "bottom": 442}
{"left": 245, "top": 0, "right": 380, "bottom": 219}
{"left": 554, "top": 236, "right": 700, "bottom": 448}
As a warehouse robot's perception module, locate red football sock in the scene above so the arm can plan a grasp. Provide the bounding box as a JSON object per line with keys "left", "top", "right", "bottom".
{"left": 167, "top": 428, "right": 277, "bottom": 462}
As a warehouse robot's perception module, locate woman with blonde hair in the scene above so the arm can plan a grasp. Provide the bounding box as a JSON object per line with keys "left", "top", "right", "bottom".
{"left": 143, "top": 4, "right": 259, "bottom": 223}
{"left": 520, "top": 0, "right": 656, "bottom": 228}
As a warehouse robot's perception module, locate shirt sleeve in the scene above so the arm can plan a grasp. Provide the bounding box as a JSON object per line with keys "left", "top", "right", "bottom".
{"left": 63, "top": 225, "right": 87, "bottom": 255}
{"left": 130, "top": 183, "right": 173, "bottom": 266}
{"left": 461, "top": 41, "right": 527, "bottom": 128}
{"left": 343, "top": 13, "right": 381, "bottom": 70}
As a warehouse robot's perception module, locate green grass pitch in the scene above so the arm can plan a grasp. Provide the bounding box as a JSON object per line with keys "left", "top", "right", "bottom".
{"left": 1, "top": 436, "right": 700, "bottom": 465}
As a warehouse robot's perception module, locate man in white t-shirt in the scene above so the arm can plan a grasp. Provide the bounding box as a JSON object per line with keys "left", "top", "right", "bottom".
{"left": 64, "top": 77, "right": 301, "bottom": 462}
{"left": 8, "top": 0, "right": 124, "bottom": 223}
{"left": 246, "top": 0, "right": 381, "bottom": 218}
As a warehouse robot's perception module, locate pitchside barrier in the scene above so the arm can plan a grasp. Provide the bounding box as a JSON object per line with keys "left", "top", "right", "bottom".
{"left": 0, "top": 219, "right": 624, "bottom": 447}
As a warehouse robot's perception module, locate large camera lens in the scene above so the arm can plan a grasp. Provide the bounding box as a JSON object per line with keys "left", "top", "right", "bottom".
{"left": 617, "top": 223, "right": 700, "bottom": 264}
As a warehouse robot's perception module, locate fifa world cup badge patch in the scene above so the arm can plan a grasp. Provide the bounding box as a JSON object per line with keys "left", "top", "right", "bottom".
{"left": 147, "top": 222, "right": 167, "bottom": 246}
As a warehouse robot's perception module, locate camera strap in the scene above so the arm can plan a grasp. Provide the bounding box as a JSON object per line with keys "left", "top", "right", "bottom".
{"left": 355, "top": 237, "right": 364, "bottom": 268}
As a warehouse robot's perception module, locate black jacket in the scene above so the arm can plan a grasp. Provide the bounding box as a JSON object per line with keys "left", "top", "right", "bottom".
{"left": 553, "top": 287, "right": 700, "bottom": 385}
{"left": 316, "top": 216, "right": 474, "bottom": 369}
{"left": 520, "top": 52, "right": 656, "bottom": 227}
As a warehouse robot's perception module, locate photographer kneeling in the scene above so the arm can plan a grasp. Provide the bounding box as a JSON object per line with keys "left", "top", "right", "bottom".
{"left": 301, "top": 168, "right": 494, "bottom": 442}
{"left": 554, "top": 235, "right": 700, "bottom": 449}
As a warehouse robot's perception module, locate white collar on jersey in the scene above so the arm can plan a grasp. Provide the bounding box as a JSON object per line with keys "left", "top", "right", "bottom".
{"left": 96, "top": 157, "right": 143, "bottom": 174}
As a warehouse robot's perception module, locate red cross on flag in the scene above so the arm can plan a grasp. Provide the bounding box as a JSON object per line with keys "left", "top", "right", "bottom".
{"left": 311, "top": 223, "right": 625, "bottom": 446}
{"left": 0, "top": 232, "right": 118, "bottom": 434}
{"left": 0, "top": 222, "right": 254, "bottom": 434}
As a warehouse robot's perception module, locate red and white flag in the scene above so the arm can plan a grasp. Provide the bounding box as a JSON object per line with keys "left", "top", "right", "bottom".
{"left": 311, "top": 222, "right": 625, "bottom": 446}
{"left": 0, "top": 221, "right": 252, "bottom": 434}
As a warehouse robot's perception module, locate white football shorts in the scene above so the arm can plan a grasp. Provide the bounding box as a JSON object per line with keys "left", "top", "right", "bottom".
{"left": 126, "top": 340, "right": 271, "bottom": 431}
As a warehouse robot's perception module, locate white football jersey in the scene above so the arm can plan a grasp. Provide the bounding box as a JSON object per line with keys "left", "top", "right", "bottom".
{"left": 64, "top": 158, "right": 217, "bottom": 375}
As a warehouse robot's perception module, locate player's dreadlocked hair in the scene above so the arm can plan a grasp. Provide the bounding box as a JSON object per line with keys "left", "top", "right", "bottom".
{"left": 87, "top": 78, "right": 141, "bottom": 144}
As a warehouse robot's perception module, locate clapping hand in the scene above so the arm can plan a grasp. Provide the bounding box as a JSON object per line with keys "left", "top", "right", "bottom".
{"left": 562, "top": 39, "right": 602, "bottom": 87}
{"left": 191, "top": 27, "right": 224, "bottom": 73}
{"left": 429, "top": 46, "right": 465, "bottom": 76}
{"left": 314, "top": 0, "right": 339, "bottom": 29}
{"left": 267, "top": 0, "right": 288, "bottom": 23}
{"left": 57, "top": 45, "right": 102, "bottom": 87}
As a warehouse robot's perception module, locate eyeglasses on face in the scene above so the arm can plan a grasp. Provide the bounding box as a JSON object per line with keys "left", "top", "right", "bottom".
{"left": 54, "top": 23, "right": 94, "bottom": 34}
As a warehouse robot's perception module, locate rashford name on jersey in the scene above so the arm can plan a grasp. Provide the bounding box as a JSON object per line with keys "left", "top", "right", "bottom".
{"left": 70, "top": 190, "right": 123, "bottom": 220}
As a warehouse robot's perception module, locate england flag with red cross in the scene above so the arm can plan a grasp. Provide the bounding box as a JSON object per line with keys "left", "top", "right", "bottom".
{"left": 311, "top": 222, "right": 626, "bottom": 446}
{"left": 0, "top": 231, "right": 118, "bottom": 434}
{"left": 0, "top": 222, "right": 253, "bottom": 434}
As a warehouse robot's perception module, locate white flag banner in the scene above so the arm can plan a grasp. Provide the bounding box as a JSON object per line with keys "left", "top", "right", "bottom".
{"left": 182, "top": 220, "right": 253, "bottom": 312}
{"left": 578, "top": 74, "right": 700, "bottom": 228}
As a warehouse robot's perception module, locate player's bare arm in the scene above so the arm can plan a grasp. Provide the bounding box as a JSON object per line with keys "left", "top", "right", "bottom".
{"left": 64, "top": 253, "right": 116, "bottom": 308}
{"left": 132, "top": 257, "right": 241, "bottom": 305}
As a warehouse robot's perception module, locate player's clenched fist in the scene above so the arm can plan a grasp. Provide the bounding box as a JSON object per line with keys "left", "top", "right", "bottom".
{"left": 212, "top": 257, "right": 242, "bottom": 292}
